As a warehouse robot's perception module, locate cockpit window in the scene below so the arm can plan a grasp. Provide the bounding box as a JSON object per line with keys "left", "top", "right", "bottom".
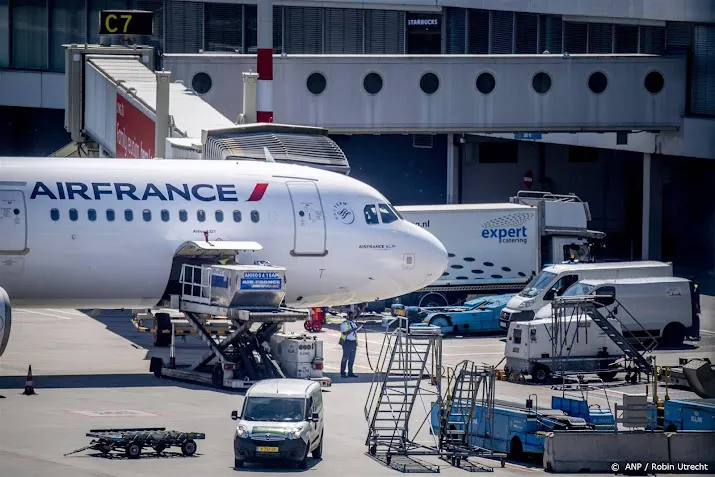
{"left": 364, "top": 204, "right": 379, "bottom": 224}
{"left": 379, "top": 203, "right": 399, "bottom": 224}
{"left": 390, "top": 205, "right": 403, "bottom": 220}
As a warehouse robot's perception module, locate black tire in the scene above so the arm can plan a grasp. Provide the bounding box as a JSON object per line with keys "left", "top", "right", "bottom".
{"left": 419, "top": 293, "right": 448, "bottom": 308}
{"left": 149, "top": 357, "right": 163, "bottom": 378}
{"left": 597, "top": 371, "right": 618, "bottom": 381}
{"left": 126, "top": 442, "right": 141, "bottom": 459}
{"left": 532, "top": 364, "right": 550, "bottom": 384}
{"left": 211, "top": 363, "right": 224, "bottom": 389}
{"left": 508, "top": 437, "right": 523, "bottom": 460}
{"left": 312, "top": 434, "right": 323, "bottom": 459}
{"left": 181, "top": 439, "right": 197, "bottom": 456}
{"left": 234, "top": 457, "right": 244, "bottom": 468}
{"left": 154, "top": 313, "right": 171, "bottom": 347}
{"left": 661, "top": 323, "right": 686, "bottom": 347}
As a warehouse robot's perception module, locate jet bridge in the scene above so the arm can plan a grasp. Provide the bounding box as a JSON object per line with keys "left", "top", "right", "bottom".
{"left": 62, "top": 44, "right": 350, "bottom": 174}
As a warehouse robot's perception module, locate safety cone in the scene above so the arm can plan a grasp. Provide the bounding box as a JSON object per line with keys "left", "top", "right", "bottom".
{"left": 22, "top": 365, "right": 37, "bottom": 395}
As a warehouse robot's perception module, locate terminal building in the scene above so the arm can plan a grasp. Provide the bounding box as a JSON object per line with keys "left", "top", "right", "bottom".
{"left": 1, "top": 0, "right": 714, "bottom": 287}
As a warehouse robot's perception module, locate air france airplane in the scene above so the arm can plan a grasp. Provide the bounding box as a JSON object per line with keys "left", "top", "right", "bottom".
{"left": 0, "top": 156, "right": 448, "bottom": 357}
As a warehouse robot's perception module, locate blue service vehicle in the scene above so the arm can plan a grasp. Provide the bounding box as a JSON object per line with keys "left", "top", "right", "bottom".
{"left": 647, "top": 398, "right": 715, "bottom": 432}
{"left": 431, "top": 395, "right": 615, "bottom": 457}
{"left": 386, "top": 294, "right": 513, "bottom": 335}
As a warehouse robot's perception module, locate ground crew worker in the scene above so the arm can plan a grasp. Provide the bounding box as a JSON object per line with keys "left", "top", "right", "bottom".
{"left": 339, "top": 311, "right": 362, "bottom": 378}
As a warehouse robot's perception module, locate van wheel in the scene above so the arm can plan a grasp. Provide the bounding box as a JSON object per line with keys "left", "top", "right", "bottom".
{"left": 234, "top": 457, "right": 244, "bottom": 468}
{"left": 312, "top": 434, "right": 323, "bottom": 459}
{"left": 532, "top": 364, "right": 550, "bottom": 384}
{"left": 661, "top": 323, "right": 685, "bottom": 347}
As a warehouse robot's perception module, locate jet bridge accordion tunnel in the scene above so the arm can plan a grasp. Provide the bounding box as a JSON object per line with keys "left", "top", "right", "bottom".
{"left": 201, "top": 124, "right": 351, "bottom": 175}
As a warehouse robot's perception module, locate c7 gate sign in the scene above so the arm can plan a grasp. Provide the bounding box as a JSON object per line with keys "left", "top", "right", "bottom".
{"left": 116, "top": 93, "right": 155, "bottom": 159}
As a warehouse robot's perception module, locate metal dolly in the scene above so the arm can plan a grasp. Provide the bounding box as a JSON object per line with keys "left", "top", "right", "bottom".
{"left": 64, "top": 427, "right": 205, "bottom": 459}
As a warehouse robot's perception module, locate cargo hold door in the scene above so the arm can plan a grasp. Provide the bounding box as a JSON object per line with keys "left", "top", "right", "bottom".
{"left": 0, "top": 190, "right": 28, "bottom": 254}
{"left": 286, "top": 181, "right": 327, "bottom": 256}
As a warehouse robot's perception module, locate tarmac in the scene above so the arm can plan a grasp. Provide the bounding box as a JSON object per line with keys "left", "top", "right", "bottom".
{"left": 0, "top": 297, "right": 712, "bottom": 476}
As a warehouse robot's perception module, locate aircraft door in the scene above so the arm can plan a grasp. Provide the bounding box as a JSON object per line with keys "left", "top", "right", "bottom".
{"left": 0, "top": 190, "right": 27, "bottom": 254}
{"left": 286, "top": 181, "right": 327, "bottom": 256}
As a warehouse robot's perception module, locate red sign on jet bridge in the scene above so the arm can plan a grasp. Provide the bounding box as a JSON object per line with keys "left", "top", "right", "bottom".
{"left": 115, "top": 93, "right": 155, "bottom": 159}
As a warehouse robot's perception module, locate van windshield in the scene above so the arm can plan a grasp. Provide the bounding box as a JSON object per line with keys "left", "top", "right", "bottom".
{"left": 562, "top": 282, "right": 596, "bottom": 297}
{"left": 243, "top": 397, "right": 305, "bottom": 422}
{"left": 520, "top": 271, "right": 557, "bottom": 298}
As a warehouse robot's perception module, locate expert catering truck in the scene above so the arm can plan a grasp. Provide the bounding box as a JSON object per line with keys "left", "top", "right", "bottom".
{"left": 390, "top": 191, "right": 606, "bottom": 307}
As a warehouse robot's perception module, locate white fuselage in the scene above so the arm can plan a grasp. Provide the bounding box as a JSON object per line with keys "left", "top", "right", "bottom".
{"left": 0, "top": 157, "right": 448, "bottom": 309}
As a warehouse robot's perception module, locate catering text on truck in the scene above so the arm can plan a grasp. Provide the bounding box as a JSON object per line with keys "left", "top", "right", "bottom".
{"left": 390, "top": 191, "right": 605, "bottom": 307}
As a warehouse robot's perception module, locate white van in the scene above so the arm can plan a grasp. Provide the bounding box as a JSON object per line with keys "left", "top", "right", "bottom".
{"left": 533, "top": 276, "right": 700, "bottom": 346}
{"left": 232, "top": 379, "right": 324, "bottom": 469}
{"left": 499, "top": 261, "right": 673, "bottom": 331}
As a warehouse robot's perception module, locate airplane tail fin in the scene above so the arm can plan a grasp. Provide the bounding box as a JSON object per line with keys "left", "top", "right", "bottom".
{"left": 263, "top": 147, "right": 276, "bottom": 163}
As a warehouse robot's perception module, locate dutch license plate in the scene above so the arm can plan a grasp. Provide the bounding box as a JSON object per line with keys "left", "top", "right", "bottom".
{"left": 256, "top": 446, "right": 279, "bottom": 453}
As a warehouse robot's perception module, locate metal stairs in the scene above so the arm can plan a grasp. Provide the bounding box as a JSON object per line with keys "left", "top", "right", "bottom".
{"left": 552, "top": 296, "right": 657, "bottom": 378}
{"left": 364, "top": 317, "right": 443, "bottom": 472}
{"left": 438, "top": 361, "right": 501, "bottom": 471}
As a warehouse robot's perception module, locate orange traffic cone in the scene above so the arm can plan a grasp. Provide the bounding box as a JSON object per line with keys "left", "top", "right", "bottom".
{"left": 22, "top": 365, "right": 37, "bottom": 395}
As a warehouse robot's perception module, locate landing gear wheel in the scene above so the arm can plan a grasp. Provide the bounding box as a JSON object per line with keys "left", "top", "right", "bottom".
{"left": 181, "top": 439, "right": 197, "bottom": 456}
{"left": 532, "top": 364, "right": 550, "bottom": 384}
{"left": 235, "top": 457, "right": 244, "bottom": 467}
{"left": 312, "top": 434, "right": 323, "bottom": 459}
{"left": 125, "top": 442, "right": 142, "bottom": 459}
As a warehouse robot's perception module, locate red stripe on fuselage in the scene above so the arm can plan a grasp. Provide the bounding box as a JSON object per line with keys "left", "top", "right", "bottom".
{"left": 247, "top": 183, "right": 269, "bottom": 201}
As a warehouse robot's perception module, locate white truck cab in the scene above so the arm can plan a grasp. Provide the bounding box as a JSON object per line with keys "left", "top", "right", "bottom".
{"left": 534, "top": 276, "right": 700, "bottom": 346}
{"left": 499, "top": 261, "right": 673, "bottom": 331}
{"left": 232, "top": 379, "right": 324, "bottom": 469}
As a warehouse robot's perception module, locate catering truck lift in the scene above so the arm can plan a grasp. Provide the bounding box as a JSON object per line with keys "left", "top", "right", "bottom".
{"left": 389, "top": 191, "right": 606, "bottom": 308}
{"left": 148, "top": 255, "right": 331, "bottom": 390}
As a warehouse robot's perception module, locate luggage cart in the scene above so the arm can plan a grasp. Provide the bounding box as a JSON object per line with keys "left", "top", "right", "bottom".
{"left": 63, "top": 427, "right": 206, "bottom": 459}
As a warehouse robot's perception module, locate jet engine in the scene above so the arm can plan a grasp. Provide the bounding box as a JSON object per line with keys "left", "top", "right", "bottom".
{"left": 0, "top": 286, "right": 11, "bottom": 358}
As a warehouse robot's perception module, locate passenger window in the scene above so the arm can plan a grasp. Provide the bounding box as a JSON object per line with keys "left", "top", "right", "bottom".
{"left": 106, "top": 209, "right": 115, "bottom": 221}
{"left": 125, "top": 209, "right": 133, "bottom": 221}
{"left": 161, "top": 209, "right": 170, "bottom": 222}
{"left": 88, "top": 209, "right": 97, "bottom": 221}
{"left": 69, "top": 208, "right": 78, "bottom": 221}
{"left": 50, "top": 208, "right": 60, "bottom": 221}
{"left": 197, "top": 210, "right": 206, "bottom": 222}
{"left": 215, "top": 210, "right": 224, "bottom": 222}
{"left": 179, "top": 209, "right": 188, "bottom": 222}
{"left": 593, "top": 286, "right": 616, "bottom": 308}
{"left": 142, "top": 209, "right": 152, "bottom": 222}
{"left": 251, "top": 210, "right": 259, "bottom": 223}
{"left": 513, "top": 328, "right": 522, "bottom": 344}
{"left": 364, "top": 204, "right": 379, "bottom": 224}
{"left": 550, "top": 274, "right": 579, "bottom": 298}
{"left": 379, "top": 203, "right": 398, "bottom": 224}
{"left": 233, "top": 210, "right": 242, "bottom": 222}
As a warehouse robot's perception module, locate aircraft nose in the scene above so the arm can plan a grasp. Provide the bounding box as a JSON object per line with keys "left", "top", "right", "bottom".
{"left": 409, "top": 224, "right": 449, "bottom": 285}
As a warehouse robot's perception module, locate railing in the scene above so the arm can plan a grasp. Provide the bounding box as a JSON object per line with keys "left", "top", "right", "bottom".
{"left": 179, "top": 264, "right": 212, "bottom": 305}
